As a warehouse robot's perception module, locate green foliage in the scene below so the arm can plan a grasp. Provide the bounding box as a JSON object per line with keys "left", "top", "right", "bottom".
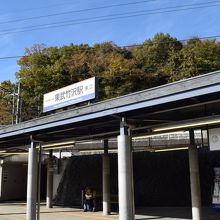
{"left": 0, "top": 33, "right": 219, "bottom": 123}
{"left": 0, "top": 81, "right": 14, "bottom": 125}
{"left": 132, "top": 33, "right": 182, "bottom": 87}
{"left": 166, "top": 38, "right": 220, "bottom": 81}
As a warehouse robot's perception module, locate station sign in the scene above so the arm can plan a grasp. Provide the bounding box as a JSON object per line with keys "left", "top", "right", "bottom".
{"left": 43, "top": 77, "right": 98, "bottom": 112}
{"left": 209, "top": 128, "right": 220, "bottom": 151}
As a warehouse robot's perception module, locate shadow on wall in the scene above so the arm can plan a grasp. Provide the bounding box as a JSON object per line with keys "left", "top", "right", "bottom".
{"left": 54, "top": 149, "right": 220, "bottom": 208}
{"left": 0, "top": 163, "right": 46, "bottom": 201}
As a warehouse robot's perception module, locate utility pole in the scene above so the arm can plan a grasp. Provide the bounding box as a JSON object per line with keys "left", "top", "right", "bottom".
{"left": 12, "top": 88, "right": 15, "bottom": 125}
{"left": 15, "top": 82, "right": 21, "bottom": 124}
{"left": 0, "top": 85, "right": 18, "bottom": 125}
{"left": 0, "top": 82, "right": 21, "bottom": 124}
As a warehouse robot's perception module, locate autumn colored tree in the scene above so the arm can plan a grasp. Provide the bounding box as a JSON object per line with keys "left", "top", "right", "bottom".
{"left": 0, "top": 81, "right": 15, "bottom": 125}
{"left": 0, "top": 33, "right": 217, "bottom": 123}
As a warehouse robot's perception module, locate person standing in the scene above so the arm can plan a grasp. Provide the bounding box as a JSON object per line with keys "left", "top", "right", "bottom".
{"left": 84, "top": 186, "right": 92, "bottom": 211}
{"left": 84, "top": 186, "right": 96, "bottom": 212}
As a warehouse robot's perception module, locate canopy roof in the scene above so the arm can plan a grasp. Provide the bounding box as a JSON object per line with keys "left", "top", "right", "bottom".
{"left": 0, "top": 70, "right": 220, "bottom": 149}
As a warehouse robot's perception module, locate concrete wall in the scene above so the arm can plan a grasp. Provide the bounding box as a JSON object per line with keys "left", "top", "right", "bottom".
{"left": 54, "top": 149, "right": 220, "bottom": 207}
{"left": 0, "top": 163, "right": 47, "bottom": 201}
{"left": 54, "top": 155, "right": 103, "bottom": 206}
{"left": 0, "top": 163, "right": 27, "bottom": 201}
{"left": 53, "top": 159, "right": 68, "bottom": 198}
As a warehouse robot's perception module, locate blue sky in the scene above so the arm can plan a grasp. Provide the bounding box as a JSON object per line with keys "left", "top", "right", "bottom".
{"left": 0, "top": 0, "right": 220, "bottom": 83}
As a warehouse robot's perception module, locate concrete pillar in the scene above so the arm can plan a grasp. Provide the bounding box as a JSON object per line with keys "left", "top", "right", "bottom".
{"left": 117, "top": 121, "right": 135, "bottom": 220}
{"left": 188, "top": 130, "right": 202, "bottom": 220}
{"left": 46, "top": 150, "right": 53, "bottom": 208}
{"left": 103, "top": 139, "right": 111, "bottom": 215}
{"left": 37, "top": 143, "right": 42, "bottom": 220}
{"left": 26, "top": 140, "right": 38, "bottom": 220}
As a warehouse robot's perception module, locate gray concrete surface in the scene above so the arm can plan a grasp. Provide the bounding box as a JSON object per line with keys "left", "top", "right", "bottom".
{"left": 0, "top": 203, "right": 219, "bottom": 220}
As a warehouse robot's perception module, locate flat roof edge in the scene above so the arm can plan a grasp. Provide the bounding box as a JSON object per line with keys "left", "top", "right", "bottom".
{"left": 0, "top": 70, "right": 220, "bottom": 137}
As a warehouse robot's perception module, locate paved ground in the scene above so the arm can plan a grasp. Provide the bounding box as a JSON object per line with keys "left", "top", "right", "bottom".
{"left": 0, "top": 203, "right": 219, "bottom": 220}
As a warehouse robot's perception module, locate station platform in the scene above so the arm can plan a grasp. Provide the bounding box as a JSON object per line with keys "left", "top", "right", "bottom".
{"left": 0, "top": 203, "right": 219, "bottom": 220}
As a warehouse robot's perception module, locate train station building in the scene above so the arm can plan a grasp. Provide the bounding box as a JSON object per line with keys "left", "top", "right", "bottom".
{"left": 0, "top": 70, "right": 220, "bottom": 220}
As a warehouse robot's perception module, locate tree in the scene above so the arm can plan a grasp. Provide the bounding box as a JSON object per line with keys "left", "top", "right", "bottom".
{"left": 11, "top": 33, "right": 220, "bottom": 122}
{"left": 132, "top": 33, "right": 183, "bottom": 86}
{"left": 0, "top": 81, "right": 14, "bottom": 125}
{"left": 166, "top": 37, "right": 220, "bottom": 81}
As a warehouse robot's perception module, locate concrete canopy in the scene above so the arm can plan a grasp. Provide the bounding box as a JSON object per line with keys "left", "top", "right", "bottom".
{"left": 0, "top": 70, "right": 220, "bottom": 149}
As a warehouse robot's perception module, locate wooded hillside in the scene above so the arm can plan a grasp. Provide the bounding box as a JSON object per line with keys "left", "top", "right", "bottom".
{"left": 1, "top": 33, "right": 220, "bottom": 124}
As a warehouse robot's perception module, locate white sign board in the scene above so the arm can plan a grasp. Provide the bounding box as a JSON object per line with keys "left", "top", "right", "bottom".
{"left": 43, "top": 77, "right": 97, "bottom": 112}
{"left": 209, "top": 128, "right": 220, "bottom": 151}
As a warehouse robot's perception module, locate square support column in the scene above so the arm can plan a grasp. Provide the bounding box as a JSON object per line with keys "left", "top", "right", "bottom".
{"left": 26, "top": 140, "right": 38, "bottom": 220}
{"left": 117, "top": 121, "right": 135, "bottom": 220}
{"left": 189, "top": 130, "right": 202, "bottom": 220}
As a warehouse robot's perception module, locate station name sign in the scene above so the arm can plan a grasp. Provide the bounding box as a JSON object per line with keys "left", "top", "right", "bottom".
{"left": 43, "top": 77, "right": 98, "bottom": 112}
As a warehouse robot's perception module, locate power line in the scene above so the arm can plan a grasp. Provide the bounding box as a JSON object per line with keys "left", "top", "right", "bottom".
{"left": 0, "top": 2, "right": 219, "bottom": 36}
{"left": 0, "top": 56, "right": 24, "bottom": 60}
{"left": 125, "top": 35, "right": 220, "bottom": 47}
{"left": 0, "top": 34, "right": 219, "bottom": 60}
{"left": 0, "top": 0, "right": 85, "bottom": 17}
{"left": 0, "top": 0, "right": 157, "bottom": 25}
